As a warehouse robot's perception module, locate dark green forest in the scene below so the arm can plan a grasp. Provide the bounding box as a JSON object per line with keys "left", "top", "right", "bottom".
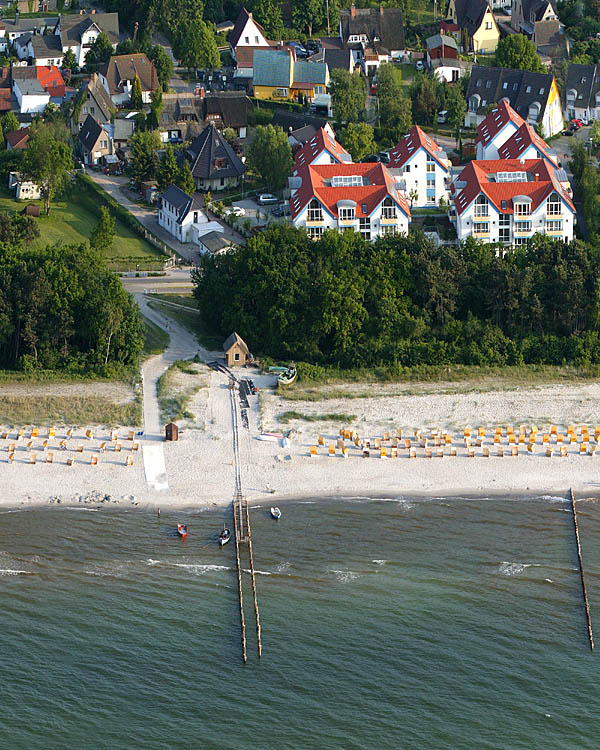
{"left": 0, "top": 244, "right": 143, "bottom": 375}
{"left": 193, "top": 225, "right": 600, "bottom": 369}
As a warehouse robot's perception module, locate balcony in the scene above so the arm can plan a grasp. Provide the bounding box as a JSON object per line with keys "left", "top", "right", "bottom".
{"left": 380, "top": 214, "right": 398, "bottom": 224}
{"left": 513, "top": 227, "right": 533, "bottom": 237}
{"left": 306, "top": 218, "right": 324, "bottom": 226}
{"left": 338, "top": 218, "right": 357, "bottom": 227}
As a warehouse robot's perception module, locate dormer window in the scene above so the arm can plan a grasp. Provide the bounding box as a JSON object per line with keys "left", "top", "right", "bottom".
{"left": 474, "top": 194, "right": 489, "bottom": 217}
{"left": 514, "top": 201, "right": 531, "bottom": 217}
{"left": 339, "top": 206, "right": 355, "bottom": 221}
{"left": 307, "top": 199, "right": 322, "bottom": 222}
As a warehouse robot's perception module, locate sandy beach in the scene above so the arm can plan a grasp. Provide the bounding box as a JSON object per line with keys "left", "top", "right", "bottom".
{"left": 2, "top": 372, "right": 600, "bottom": 510}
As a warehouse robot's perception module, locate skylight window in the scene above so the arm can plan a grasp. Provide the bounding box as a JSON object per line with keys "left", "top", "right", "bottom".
{"left": 331, "top": 175, "right": 363, "bottom": 187}
{"left": 496, "top": 171, "right": 527, "bottom": 182}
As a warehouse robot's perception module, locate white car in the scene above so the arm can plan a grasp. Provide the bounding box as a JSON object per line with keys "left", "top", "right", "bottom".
{"left": 257, "top": 193, "right": 278, "bottom": 205}
{"left": 226, "top": 206, "right": 245, "bottom": 217}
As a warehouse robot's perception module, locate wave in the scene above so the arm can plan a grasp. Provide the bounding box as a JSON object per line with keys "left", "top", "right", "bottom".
{"left": 0, "top": 568, "right": 32, "bottom": 575}
{"left": 545, "top": 578, "right": 554, "bottom": 583}
{"left": 372, "top": 560, "right": 387, "bottom": 566}
{"left": 175, "top": 563, "right": 232, "bottom": 574}
{"left": 329, "top": 569, "right": 360, "bottom": 583}
{"left": 498, "top": 561, "right": 535, "bottom": 576}
{"left": 146, "top": 559, "right": 161, "bottom": 566}
{"left": 244, "top": 568, "right": 271, "bottom": 576}
{"left": 275, "top": 561, "right": 291, "bottom": 573}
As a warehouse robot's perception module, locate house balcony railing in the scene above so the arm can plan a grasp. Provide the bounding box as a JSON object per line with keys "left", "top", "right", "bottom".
{"left": 338, "top": 218, "right": 357, "bottom": 226}
{"left": 306, "top": 218, "right": 324, "bottom": 226}
{"left": 380, "top": 215, "right": 397, "bottom": 224}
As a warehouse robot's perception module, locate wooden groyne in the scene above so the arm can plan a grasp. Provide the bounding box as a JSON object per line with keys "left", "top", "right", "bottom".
{"left": 570, "top": 489, "right": 594, "bottom": 651}
{"left": 230, "top": 383, "right": 262, "bottom": 663}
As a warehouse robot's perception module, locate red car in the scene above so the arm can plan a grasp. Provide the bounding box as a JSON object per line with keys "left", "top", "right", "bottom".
{"left": 570, "top": 119, "right": 583, "bottom": 130}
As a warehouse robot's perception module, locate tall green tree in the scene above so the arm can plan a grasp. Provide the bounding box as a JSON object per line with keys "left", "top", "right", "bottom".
{"left": 130, "top": 74, "right": 144, "bottom": 108}
{"left": 157, "top": 143, "right": 179, "bottom": 190}
{"left": 251, "top": 0, "right": 284, "bottom": 38}
{"left": 129, "top": 129, "right": 160, "bottom": 184}
{"left": 377, "top": 63, "right": 412, "bottom": 141}
{"left": 495, "top": 34, "right": 544, "bottom": 73}
{"left": 173, "top": 18, "right": 220, "bottom": 73}
{"left": 446, "top": 85, "right": 467, "bottom": 144}
{"left": 292, "top": 0, "right": 324, "bottom": 36}
{"left": 338, "top": 122, "right": 376, "bottom": 161}
{"left": 247, "top": 124, "right": 293, "bottom": 192}
{"left": 146, "top": 88, "right": 163, "bottom": 129}
{"left": 61, "top": 48, "right": 77, "bottom": 76}
{"left": 20, "top": 123, "right": 73, "bottom": 215}
{"left": 1, "top": 111, "right": 20, "bottom": 136}
{"left": 411, "top": 76, "right": 438, "bottom": 125}
{"left": 176, "top": 159, "right": 196, "bottom": 194}
{"left": 330, "top": 69, "right": 366, "bottom": 124}
{"left": 150, "top": 44, "right": 174, "bottom": 91}
{"left": 90, "top": 206, "right": 116, "bottom": 254}
{"left": 84, "top": 32, "right": 114, "bottom": 71}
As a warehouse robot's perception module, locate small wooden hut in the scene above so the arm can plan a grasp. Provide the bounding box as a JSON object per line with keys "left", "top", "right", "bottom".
{"left": 165, "top": 422, "right": 179, "bottom": 441}
{"left": 223, "top": 332, "right": 250, "bottom": 367}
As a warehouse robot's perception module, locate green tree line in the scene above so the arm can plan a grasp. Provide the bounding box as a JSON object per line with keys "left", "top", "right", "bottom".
{"left": 192, "top": 225, "right": 600, "bottom": 369}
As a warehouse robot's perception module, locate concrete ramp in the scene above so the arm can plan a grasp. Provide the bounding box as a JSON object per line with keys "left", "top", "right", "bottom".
{"left": 143, "top": 444, "right": 169, "bottom": 491}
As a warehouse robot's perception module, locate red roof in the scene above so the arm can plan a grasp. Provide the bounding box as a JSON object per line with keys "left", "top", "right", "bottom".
{"left": 0, "top": 88, "right": 11, "bottom": 112}
{"left": 5, "top": 129, "right": 29, "bottom": 149}
{"left": 36, "top": 65, "right": 66, "bottom": 97}
{"left": 451, "top": 159, "right": 574, "bottom": 217}
{"left": 294, "top": 127, "right": 351, "bottom": 169}
{"left": 497, "top": 122, "right": 558, "bottom": 168}
{"left": 388, "top": 125, "right": 448, "bottom": 170}
{"left": 476, "top": 100, "right": 525, "bottom": 146}
{"left": 290, "top": 162, "right": 410, "bottom": 221}
{"left": 440, "top": 21, "right": 460, "bottom": 33}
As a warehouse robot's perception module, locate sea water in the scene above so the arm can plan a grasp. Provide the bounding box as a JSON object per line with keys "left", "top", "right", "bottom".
{"left": 0, "top": 496, "right": 598, "bottom": 749}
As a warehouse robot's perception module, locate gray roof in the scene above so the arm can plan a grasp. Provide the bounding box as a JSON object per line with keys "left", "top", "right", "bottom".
{"left": 466, "top": 65, "right": 556, "bottom": 120}
{"left": 431, "top": 57, "right": 472, "bottom": 71}
{"left": 293, "top": 59, "right": 327, "bottom": 85}
{"left": 565, "top": 63, "right": 600, "bottom": 111}
{"left": 102, "top": 53, "right": 158, "bottom": 97}
{"left": 15, "top": 78, "right": 45, "bottom": 95}
{"left": 56, "top": 12, "right": 120, "bottom": 47}
{"left": 113, "top": 118, "right": 135, "bottom": 141}
{"left": 339, "top": 7, "right": 405, "bottom": 53}
{"left": 74, "top": 74, "right": 115, "bottom": 124}
{"left": 78, "top": 114, "right": 103, "bottom": 149}
{"left": 223, "top": 331, "right": 249, "bottom": 353}
{"left": 253, "top": 49, "right": 291, "bottom": 88}
{"left": 30, "top": 33, "right": 64, "bottom": 58}
{"left": 520, "top": 0, "right": 557, "bottom": 24}
{"left": 200, "top": 230, "right": 233, "bottom": 254}
{"left": 161, "top": 184, "right": 203, "bottom": 224}
{"left": 449, "top": 0, "right": 492, "bottom": 37}
{"left": 184, "top": 123, "right": 246, "bottom": 180}
{"left": 4, "top": 17, "right": 55, "bottom": 34}
{"left": 308, "top": 47, "right": 352, "bottom": 72}
{"left": 426, "top": 33, "right": 457, "bottom": 51}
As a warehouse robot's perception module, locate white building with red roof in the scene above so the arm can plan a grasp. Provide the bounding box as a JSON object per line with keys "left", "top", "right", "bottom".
{"left": 289, "top": 162, "right": 410, "bottom": 240}
{"left": 475, "top": 100, "right": 525, "bottom": 159}
{"left": 496, "top": 121, "right": 559, "bottom": 169}
{"left": 450, "top": 158, "right": 575, "bottom": 245}
{"left": 293, "top": 127, "right": 352, "bottom": 168}
{"left": 386, "top": 125, "right": 450, "bottom": 207}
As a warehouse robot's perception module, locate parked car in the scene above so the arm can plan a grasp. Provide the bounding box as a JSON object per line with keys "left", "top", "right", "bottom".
{"left": 378, "top": 151, "right": 390, "bottom": 164}
{"left": 272, "top": 202, "right": 290, "bottom": 217}
{"left": 570, "top": 119, "right": 583, "bottom": 130}
{"left": 415, "top": 60, "right": 424, "bottom": 71}
{"left": 361, "top": 154, "right": 381, "bottom": 163}
{"left": 437, "top": 110, "right": 448, "bottom": 124}
{"left": 305, "top": 39, "right": 320, "bottom": 53}
{"left": 257, "top": 193, "right": 278, "bottom": 205}
{"left": 371, "top": 76, "right": 378, "bottom": 94}
{"left": 226, "top": 206, "right": 245, "bottom": 217}
{"left": 287, "top": 41, "right": 309, "bottom": 58}
{"left": 562, "top": 128, "right": 575, "bottom": 136}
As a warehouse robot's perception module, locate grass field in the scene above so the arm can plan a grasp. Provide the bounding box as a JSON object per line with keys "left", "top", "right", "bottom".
{"left": 147, "top": 296, "right": 224, "bottom": 351}
{"left": 0, "top": 395, "right": 141, "bottom": 426}
{"left": 142, "top": 315, "right": 170, "bottom": 357}
{"left": 0, "top": 184, "right": 163, "bottom": 270}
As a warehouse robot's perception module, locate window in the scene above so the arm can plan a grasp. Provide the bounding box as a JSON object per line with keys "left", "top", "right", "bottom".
{"left": 514, "top": 202, "right": 530, "bottom": 217}
{"left": 381, "top": 197, "right": 396, "bottom": 219}
{"left": 307, "top": 226, "right": 324, "bottom": 239}
{"left": 476, "top": 79, "right": 482, "bottom": 87}
{"left": 234, "top": 352, "right": 240, "bottom": 361}
{"left": 539, "top": 88, "right": 544, "bottom": 95}
{"left": 381, "top": 224, "right": 397, "bottom": 236}
{"left": 514, "top": 236, "right": 529, "bottom": 245}
{"left": 427, "top": 175, "right": 435, "bottom": 187}
{"left": 474, "top": 222, "right": 489, "bottom": 234}
{"left": 513, "top": 83, "right": 518, "bottom": 91}
{"left": 255, "top": 36, "right": 259, "bottom": 43}
{"left": 426, "top": 188, "right": 435, "bottom": 203}
{"left": 486, "top": 80, "right": 491, "bottom": 88}
{"left": 526, "top": 86, "right": 531, "bottom": 93}
{"left": 193, "top": 211, "right": 198, "bottom": 223}
{"left": 100, "top": 140, "right": 107, "bottom": 148}
{"left": 307, "top": 199, "right": 323, "bottom": 222}
{"left": 244, "top": 36, "right": 249, "bottom": 43}
{"left": 83, "top": 105, "right": 88, "bottom": 113}
{"left": 359, "top": 217, "right": 371, "bottom": 240}
{"left": 503, "top": 82, "right": 508, "bottom": 89}
{"left": 90, "top": 106, "right": 95, "bottom": 114}
{"left": 332, "top": 175, "right": 363, "bottom": 187}
{"left": 546, "top": 220, "right": 562, "bottom": 232}
{"left": 339, "top": 207, "right": 355, "bottom": 221}
{"left": 485, "top": 21, "right": 492, "bottom": 29}
{"left": 547, "top": 193, "right": 561, "bottom": 215}
{"left": 404, "top": 165, "right": 411, "bottom": 172}
{"left": 426, "top": 157, "right": 435, "bottom": 173}
{"left": 474, "top": 194, "right": 488, "bottom": 217}
{"left": 515, "top": 220, "right": 532, "bottom": 232}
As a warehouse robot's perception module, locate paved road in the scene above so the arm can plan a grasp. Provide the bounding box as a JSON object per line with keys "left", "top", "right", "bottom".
{"left": 121, "top": 267, "right": 194, "bottom": 294}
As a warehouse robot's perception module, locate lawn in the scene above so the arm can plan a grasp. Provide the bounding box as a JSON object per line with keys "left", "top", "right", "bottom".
{"left": 141, "top": 314, "right": 170, "bottom": 357}
{"left": 0, "top": 183, "right": 164, "bottom": 271}
{"left": 147, "top": 295, "right": 224, "bottom": 351}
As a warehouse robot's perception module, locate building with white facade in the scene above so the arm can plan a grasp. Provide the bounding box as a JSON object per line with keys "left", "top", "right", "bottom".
{"left": 290, "top": 162, "right": 410, "bottom": 240}
{"left": 564, "top": 63, "right": 600, "bottom": 122}
{"left": 158, "top": 184, "right": 223, "bottom": 244}
{"left": 450, "top": 158, "right": 575, "bottom": 246}
{"left": 475, "top": 100, "right": 525, "bottom": 159}
{"left": 9, "top": 171, "right": 41, "bottom": 200}
{"left": 294, "top": 127, "right": 352, "bottom": 168}
{"left": 387, "top": 125, "right": 450, "bottom": 208}
{"left": 54, "top": 12, "right": 120, "bottom": 68}
{"left": 12, "top": 78, "right": 49, "bottom": 114}
{"left": 497, "top": 121, "right": 559, "bottom": 169}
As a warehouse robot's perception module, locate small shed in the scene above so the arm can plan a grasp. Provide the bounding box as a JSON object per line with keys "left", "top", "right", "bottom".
{"left": 165, "top": 422, "right": 179, "bottom": 441}
{"left": 223, "top": 332, "right": 250, "bottom": 367}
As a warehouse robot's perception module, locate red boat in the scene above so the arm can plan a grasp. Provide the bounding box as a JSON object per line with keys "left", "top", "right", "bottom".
{"left": 177, "top": 523, "right": 188, "bottom": 539}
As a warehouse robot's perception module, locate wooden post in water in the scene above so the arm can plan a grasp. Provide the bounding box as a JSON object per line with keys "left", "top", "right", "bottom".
{"left": 233, "top": 495, "right": 248, "bottom": 664}
{"left": 570, "top": 489, "right": 594, "bottom": 651}
{"left": 245, "top": 497, "right": 262, "bottom": 658}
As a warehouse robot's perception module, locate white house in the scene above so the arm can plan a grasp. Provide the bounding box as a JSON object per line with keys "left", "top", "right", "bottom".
{"left": 158, "top": 184, "right": 223, "bottom": 244}
{"left": 9, "top": 171, "right": 41, "bottom": 200}
{"left": 229, "top": 7, "right": 271, "bottom": 61}
{"left": 54, "top": 12, "right": 120, "bottom": 68}
{"left": 12, "top": 78, "right": 50, "bottom": 114}
{"left": 387, "top": 125, "right": 450, "bottom": 208}
{"left": 290, "top": 162, "right": 411, "bottom": 240}
{"left": 475, "top": 100, "right": 525, "bottom": 159}
{"left": 430, "top": 58, "right": 472, "bottom": 84}
{"left": 497, "top": 121, "right": 560, "bottom": 169}
{"left": 14, "top": 32, "right": 64, "bottom": 66}
{"left": 293, "top": 127, "right": 352, "bottom": 169}
{"left": 450, "top": 158, "right": 575, "bottom": 245}
{"left": 564, "top": 63, "right": 600, "bottom": 122}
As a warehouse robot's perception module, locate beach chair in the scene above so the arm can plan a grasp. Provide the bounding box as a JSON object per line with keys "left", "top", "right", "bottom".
{"left": 128, "top": 430, "right": 135, "bottom": 441}
{"left": 509, "top": 434, "right": 516, "bottom": 444}
{"left": 542, "top": 433, "right": 549, "bottom": 444}
{"left": 567, "top": 425, "right": 575, "bottom": 436}
{"left": 478, "top": 427, "right": 485, "bottom": 438}
{"left": 468, "top": 448, "right": 475, "bottom": 458}
{"left": 495, "top": 427, "right": 502, "bottom": 437}
{"left": 424, "top": 448, "right": 432, "bottom": 459}
{"left": 433, "top": 436, "right": 441, "bottom": 447}
{"left": 0, "top": 432, "right": 6, "bottom": 440}
{"left": 580, "top": 442, "right": 588, "bottom": 454}
{"left": 29, "top": 454, "right": 36, "bottom": 465}
{"left": 8, "top": 451, "right": 14, "bottom": 463}
{"left": 527, "top": 444, "right": 535, "bottom": 454}
{"left": 556, "top": 433, "right": 564, "bottom": 443}
{"left": 125, "top": 455, "right": 133, "bottom": 467}
{"left": 115, "top": 443, "right": 122, "bottom": 453}
{"left": 59, "top": 440, "right": 67, "bottom": 450}
{"left": 482, "top": 447, "right": 490, "bottom": 458}
{"left": 507, "top": 426, "right": 514, "bottom": 435}
{"left": 31, "top": 427, "right": 39, "bottom": 438}
{"left": 18, "top": 429, "right": 24, "bottom": 438}
{"left": 318, "top": 435, "right": 324, "bottom": 446}
{"left": 409, "top": 448, "right": 416, "bottom": 459}
{"left": 493, "top": 434, "right": 500, "bottom": 444}
{"left": 8, "top": 442, "right": 15, "bottom": 453}
{"left": 464, "top": 428, "right": 471, "bottom": 438}
{"left": 42, "top": 440, "right": 48, "bottom": 449}
{"left": 309, "top": 446, "right": 317, "bottom": 458}
{"left": 383, "top": 431, "right": 390, "bottom": 442}
{"left": 588, "top": 443, "right": 596, "bottom": 455}
{"left": 48, "top": 427, "right": 55, "bottom": 438}
{"left": 132, "top": 442, "right": 139, "bottom": 452}
{"left": 76, "top": 444, "right": 83, "bottom": 453}
{"left": 497, "top": 447, "right": 504, "bottom": 458}
{"left": 464, "top": 437, "right": 471, "bottom": 448}
{"left": 475, "top": 438, "right": 482, "bottom": 447}
{"left": 450, "top": 447, "right": 457, "bottom": 457}
{"left": 445, "top": 434, "right": 452, "bottom": 445}
{"left": 329, "top": 444, "right": 335, "bottom": 457}
{"left": 391, "top": 447, "right": 398, "bottom": 459}
{"left": 46, "top": 452, "right": 53, "bottom": 464}
{"left": 420, "top": 437, "right": 427, "bottom": 449}
{"left": 91, "top": 455, "right": 98, "bottom": 466}
{"left": 66, "top": 429, "right": 72, "bottom": 439}
{"left": 511, "top": 446, "right": 518, "bottom": 457}
{"left": 99, "top": 442, "right": 106, "bottom": 453}
{"left": 111, "top": 431, "right": 118, "bottom": 442}
{"left": 404, "top": 439, "right": 411, "bottom": 450}
{"left": 570, "top": 434, "right": 577, "bottom": 444}
{"left": 363, "top": 448, "right": 370, "bottom": 458}
{"left": 66, "top": 456, "right": 74, "bottom": 466}
{"left": 395, "top": 429, "right": 402, "bottom": 439}
{"left": 354, "top": 437, "right": 360, "bottom": 448}
{"left": 85, "top": 429, "right": 93, "bottom": 440}
{"left": 380, "top": 446, "right": 387, "bottom": 459}
{"left": 560, "top": 446, "right": 568, "bottom": 457}
{"left": 374, "top": 438, "right": 381, "bottom": 450}
{"left": 391, "top": 437, "right": 398, "bottom": 448}
{"left": 546, "top": 447, "right": 553, "bottom": 458}
{"left": 342, "top": 447, "right": 349, "bottom": 459}
{"left": 551, "top": 425, "right": 557, "bottom": 435}
{"left": 336, "top": 438, "right": 344, "bottom": 450}
{"left": 436, "top": 447, "right": 444, "bottom": 458}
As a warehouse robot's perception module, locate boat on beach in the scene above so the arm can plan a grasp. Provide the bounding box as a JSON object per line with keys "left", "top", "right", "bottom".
{"left": 219, "top": 526, "right": 231, "bottom": 546}
{"left": 277, "top": 365, "right": 297, "bottom": 386}
{"left": 177, "top": 524, "right": 188, "bottom": 539}
{"left": 270, "top": 507, "right": 281, "bottom": 520}
{"left": 256, "top": 432, "right": 283, "bottom": 442}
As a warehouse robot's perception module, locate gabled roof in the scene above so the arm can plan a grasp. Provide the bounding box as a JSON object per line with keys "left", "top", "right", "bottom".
{"left": 184, "top": 123, "right": 246, "bottom": 179}
{"left": 467, "top": 66, "right": 556, "bottom": 120}
{"left": 294, "top": 127, "right": 351, "bottom": 168}
{"left": 290, "top": 162, "right": 410, "bottom": 221}
{"left": 113, "top": 118, "right": 135, "bottom": 141}
{"left": 426, "top": 33, "right": 458, "bottom": 51}
{"left": 565, "top": 63, "right": 600, "bottom": 111}
{"left": 229, "top": 7, "right": 267, "bottom": 48}
{"left": 14, "top": 78, "right": 46, "bottom": 96}
{"left": 12, "top": 65, "right": 66, "bottom": 96}
{"left": 200, "top": 231, "right": 233, "bottom": 254}
{"left": 5, "top": 129, "right": 29, "bottom": 148}
{"left": 476, "top": 100, "right": 525, "bottom": 145}
{"left": 521, "top": 0, "right": 557, "bottom": 24}
{"left": 308, "top": 47, "right": 353, "bottom": 72}
{"left": 223, "top": 331, "right": 250, "bottom": 354}
{"left": 4, "top": 17, "right": 54, "bottom": 35}
{"left": 450, "top": 0, "right": 494, "bottom": 37}
{"left": 102, "top": 54, "right": 158, "bottom": 96}
{"left": 78, "top": 113, "right": 104, "bottom": 149}
{"left": 388, "top": 125, "right": 448, "bottom": 170}
{"left": 57, "top": 12, "right": 120, "bottom": 47}
{"left": 73, "top": 73, "right": 115, "bottom": 123}
{"left": 161, "top": 184, "right": 204, "bottom": 224}
{"left": 29, "top": 33, "right": 64, "bottom": 58}
{"left": 203, "top": 91, "right": 252, "bottom": 128}
{"left": 451, "top": 158, "right": 574, "bottom": 216}
{"left": 497, "top": 122, "right": 558, "bottom": 168}
{"left": 253, "top": 48, "right": 292, "bottom": 87}
{"left": 339, "top": 7, "right": 405, "bottom": 53}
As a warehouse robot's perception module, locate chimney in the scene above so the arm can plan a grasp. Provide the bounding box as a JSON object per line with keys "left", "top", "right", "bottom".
{"left": 535, "top": 173, "right": 539, "bottom": 181}
{"left": 379, "top": 5, "right": 384, "bottom": 13}
{"left": 350, "top": 4, "right": 356, "bottom": 17}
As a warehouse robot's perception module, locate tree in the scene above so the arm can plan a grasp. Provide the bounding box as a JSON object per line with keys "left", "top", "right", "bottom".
{"left": 377, "top": 64, "right": 412, "bottom": 141}
{"left": 1, "top": 111, "right": 20, "bottom": 136}
{"left": 223, "top": 127, "right": 237, "bottom": 144}
{"left": 251, "top": 0, "right": 284, "bottom": 38}
{"left": 84, "top": 32, "right": 114, "bottom": 71}
{"left": 338, "top": 122, "right": 376, "bottom": 161}
{"left": 89, "top": 206, "right": 116, "bottom": 254}
{"left": 115, "top": 38, "right": 136, "bottom": 56}
{"left": 20, "top": 123, "right": 73, "bottom": 215}
{"left": 130, "top": 74, "right": 143, "bottom": 109}
{"left": 247, "top": 124, "right": 293, "bottom": 192}
{"left": 590, "top": 119, "right": 600, "bottom": 147}
{"left": 292, "top": 0, "right": 324, "bottom": 36}
{"left": 176, "top": 159, "right": 196, "bottom": 194}
{"left": 129, "top": 129, "right": 160, "bottom": 184}
{"left": 173, "top": 18, "right": 220, "bottom": 74}
{"left": 61, "top": 48, "right": 77, "bottom": 77}
{"left": 146, "top": 88, "right": 163, "bottom": 129}
{"left": 330, "top": 69, "right": 366, "bottom": 124}
{"left": 157, "top": 143, "right": 179, "bottom": 190}
{"left": 495, "top": 34, "right": 544, "bottom": 73}
{"left": 150, "top": 44, "right": 174, "bottom": 92}
{"left": 411, "top": 76, "right": 438, "bottom": 125}
{"left": 446, "top": 85, "right": 466, "bottom": 144}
